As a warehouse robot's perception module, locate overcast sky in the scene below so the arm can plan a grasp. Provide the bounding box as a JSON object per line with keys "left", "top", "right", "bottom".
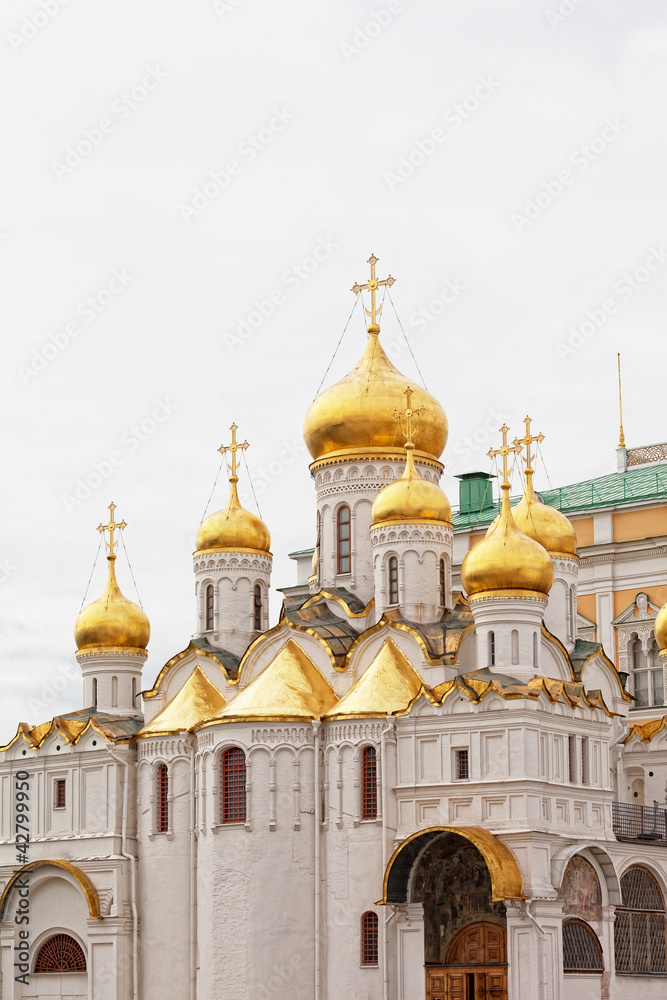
{"left": 1, "top": 0, "right": 666, "bottom": 730}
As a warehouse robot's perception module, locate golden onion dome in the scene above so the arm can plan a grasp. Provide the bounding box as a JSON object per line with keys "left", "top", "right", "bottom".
{"left": 655, "top": 602, "right": 667, "bottom": 652}
{"left": 75, "top": 555, "right": 150, "bottom": 650}
{"left": 195, "top": 479, "right": 271, "bottom": 554}
{"left": 372, "top": 443, "right": 452, "bottom": 525}
{"left": 511, "top": 475, "right": 577, "bottom": 557}
{"left": 303, "top": 332, "right": 447, "bottom": 462}
{"left": 461, "top": 485, "right": 554, "bottom": 598}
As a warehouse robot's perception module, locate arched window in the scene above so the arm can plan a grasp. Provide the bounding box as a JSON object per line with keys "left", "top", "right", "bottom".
{"left": 361, "top": 911, "right": 379, "bottom": 966}
{"left": 92, "top": 677, "right": 97, "bottom": 709}
{"left": 337, "top": 506, "right": 351, "bottom": 574}
{"left": 221, "top": 747, "right": 246, "bottom": 823}
{"left": 156, "top": 763, "right": 169, "bottom": 833}
{"left": 111, "top": 676, "right": 118, "bottom": 708}
{"left": 253, "top": 584, "right": 262, "bottom": 631}
{"left": 615, "top": 867, "right": 667, "bottom": 974}
{"left": 563, "top": 919, "right": 603, "bottom": 973}
{"left": 34, "top": 934, "right": 86, "bottom": 973}
{"left": 511, "top": 630, "right": 519, "bottom": 665}
{"left": 205, "top": 584, "right": 214, "bottom": 631}
{"left": 388, "top": 556, "right": 399, "bottom": 605}
{"left": 132, "top": 677, "right": 138, "bottom": 708}
{"left": 439, "top": 558, "right": 446, "bottom": 608}
{"left": 361, "top": 746, "right": 377, "bottom": 820}
{"left": 488, "top": 631, "right": 495, "bottom": 667}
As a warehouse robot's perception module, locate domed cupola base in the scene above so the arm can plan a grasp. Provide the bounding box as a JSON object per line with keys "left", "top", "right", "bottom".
{"left": 468, "top": 590, "right": 548, "bottom": 681}
{"left": 76, "top": 646, "right": 147, "bottom": 714}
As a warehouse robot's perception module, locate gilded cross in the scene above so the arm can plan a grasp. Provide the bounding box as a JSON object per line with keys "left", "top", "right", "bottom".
{"left": 513, "top": 416, "right": 544, "bottom": 476}
{"left": 487, "top": 425, "right": 520, "bottom": 489}
{"left": 97, "top": 502, "right": 127, "bottom": 555}
{"left": 351, "top": 254, "right": 396, "bottom": 334}
{"left": 219, "top": 423, "right": 249, "bottom": 482}
{"left": 394, "top": 386, "right": 425, "bottom": 447}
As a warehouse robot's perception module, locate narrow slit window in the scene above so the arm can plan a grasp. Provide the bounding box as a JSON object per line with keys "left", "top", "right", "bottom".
{"left": 511, "top": 629, "right": 519, "bottom": 665}
{"left": 439, "top": 558, "right": 446, "bottom": 607}
{"left": 253, "top": 584, "right": 262, "bottom": 631}
{"left": 111, "top": 675, "right": 118, "bottom": 707}
{"left": 361, "top": 746, "right": 378, "bottom": 820}
{"left": 361, "top": 911, "right": 379, "bottom": 966}
{"left": 92, "top": 677, "right": 97, "bottom": 709}
{"left": 54, "top": 778, "right": 66, "bottom": 810}
{"left": 455, "top": 748, "right": 470, "bottom": 781}
{"left": 388, "top": 557, "right": 399, "bottom": 605}
{"left": 205, "top": 584, "right": 214, "bottom": 630}
{"left": 337, "top": 506, "right": 351, "bottom": 574}
{"left": 488, "top": 630, "right": 495, "bottom": 666}
{"left": 568, "top": 735, "right": 577, "bottom": 783}
{"left": 156, "top": 763, "right": 169, "bottom": 833}
{"left": 581, "top": 736, "right": 589, "bottom": 785}
{"left": 221, "top": 747, "right": 246, "bottom": 823}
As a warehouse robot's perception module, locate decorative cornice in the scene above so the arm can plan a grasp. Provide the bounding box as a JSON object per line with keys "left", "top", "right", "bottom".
{"left": 468, "top": 589, "right": 549, "bottom": 605}
{"left": 193, "top": 546, "right": 273, "bottom": 559}
{"left": 76, "top": 646, "right": 147, "bottom": 660}
{"left": 310, "top": 450, "right": 443, "bottom": 473}
{"left": 370, "top": 518, "right": 453, "bottom": 533}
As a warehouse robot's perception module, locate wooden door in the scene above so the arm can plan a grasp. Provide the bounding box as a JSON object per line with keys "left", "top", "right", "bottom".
{"left": 426, "top": 922, "right": 507, "bottom": 1000}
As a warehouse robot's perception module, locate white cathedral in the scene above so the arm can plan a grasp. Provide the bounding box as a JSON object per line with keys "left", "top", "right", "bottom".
{"left": 2, "top": 257, "right": 667, "bottom": 1000}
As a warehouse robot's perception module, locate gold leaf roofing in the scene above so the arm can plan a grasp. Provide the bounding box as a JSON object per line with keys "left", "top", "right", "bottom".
{"left": 325, "top": 637, "right": 434, "bottom": 720}
{"left": 624, "top": 716, "right": 667, "bottom": 744}
{"left": 199, "top": 638, "right": 337, "bottom": 725}
{"left": 138, "top": 666, "right": 227, "bottom": 737}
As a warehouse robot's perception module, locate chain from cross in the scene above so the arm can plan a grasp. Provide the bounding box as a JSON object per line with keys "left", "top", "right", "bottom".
{"left": 394, "top": 386, "right": 425, "bottom": 446}
{"left": 351, "top": 254, "right": 396, "bottom": 334}
{"left": 513, "top": 416, "right": 545, "bottom": 475}
{"left": 487, "top": 425, "right": 521, "bottom": 488}
{"left": 97, "top": 502, "right": 127, "bottom": 555}
{"left": 218, "top": 423, "right": 249, "bottom": 482}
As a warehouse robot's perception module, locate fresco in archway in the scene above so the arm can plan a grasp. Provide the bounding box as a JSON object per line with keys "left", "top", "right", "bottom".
{"left": 558, "top": 856, "right": 602, "bottom": 923}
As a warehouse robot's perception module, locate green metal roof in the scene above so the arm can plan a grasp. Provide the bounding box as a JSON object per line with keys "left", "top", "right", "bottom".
{"left": 451, "top": 464, "right": 667, "bottom": 531}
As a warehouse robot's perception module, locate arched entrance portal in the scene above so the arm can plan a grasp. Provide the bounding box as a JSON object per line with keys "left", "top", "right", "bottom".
{"left": 411, "top": 833, "right": 508, "bottom": 1000}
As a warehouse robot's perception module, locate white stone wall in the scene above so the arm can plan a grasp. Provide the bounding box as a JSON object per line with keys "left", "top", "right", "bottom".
{"left": 371, "top": 521, "right": 453, "bottom": 622}
{"left": 193, "top": 549, "right": 272, "bottom": 658}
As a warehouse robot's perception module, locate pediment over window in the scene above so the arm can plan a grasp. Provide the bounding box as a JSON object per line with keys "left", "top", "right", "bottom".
{"left": 612, "top": 592, "right": 661, "bottom": 627}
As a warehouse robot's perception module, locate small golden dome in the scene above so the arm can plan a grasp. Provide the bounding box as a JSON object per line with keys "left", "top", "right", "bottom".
{"left": 372, "top": 444, "right": 452, "bottom": 525}
{"left": 461, "top": 486, "right": 554, "bottom": 598}
{"left": 512, "top": 476, "right": 577, "bottom": 557}
{"left": 655, "top": 602, "right": 667, "bottom": 652}
{"left": 303, "top": 333, "right": 447, "bottom": 462}
{"left": 75, "top": 555, "right": 150, "bottom": 650}
{"left": 196, "top": 479, "right": 271, "bottom": 554}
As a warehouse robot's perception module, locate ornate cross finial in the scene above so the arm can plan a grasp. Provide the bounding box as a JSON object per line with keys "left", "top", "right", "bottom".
{"left": 617, "top": 353, "right": 626, "bottom": 448}
{"left": 513, "top": 416, "right": 545, "bottom": 475}
{"left": 394, "top": 386, "right": 425, "bottom": 447}
{"left": 218, "top": 423, "right": 249, "bottom": 483}
{"left": 97, "top": 502, "right": 127, "bottom": 556}
{"left": 351, "top": 254, "right": 396, "bottom": 334}
{"left": 487, "top": 425, "right": 520, "bottom": 490}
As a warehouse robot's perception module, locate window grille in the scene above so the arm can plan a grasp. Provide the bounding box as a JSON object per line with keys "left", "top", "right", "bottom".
{"left": 205, "top": 584, "right": 214, "bottom": 630}
{"left": 361, "top": 911, "right": 379, "bottom": 966}
{"left": 361, "top": 746, "right": 377, "bottom": 820}
{"left": 254, "top": 584, "right": 262, "bottom": 631}
{"left": 455, "top": 748, "right": 469, "bottom": 781}
{"left": 221, "top": 747, "right": 246, "bottom": 823}
{"left": 54, "top": 779, "right": 66, "bottom": 810}
{"left": 439, "top": 558, "right": 446, "bottom": 607}
{"left": 568, "top": 735, "right": 577, "bottom": 783}
{"left": 156, "top": 763, "right": 169, "bottom": 833}
{"left": 337, "top": 506, "right": 351, "bottom": 574}
{"left": 581, "top": 737, "right": 589, "bottom": 785}
{"left": 388, "top": 557, "right": 399, "bottom": 605}
{"left": 563, "top": 919, "right": 603, "bottom": 973}
{"left": 615, "top": 867, "right": 667, "bottom": 975}
{"left": 34, "top": 934, "right": 86, "bottom": 973}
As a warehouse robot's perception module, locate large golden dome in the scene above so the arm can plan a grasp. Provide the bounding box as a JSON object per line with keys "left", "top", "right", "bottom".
{"left": 75, "top": 555, "right": 150, "bottom": 650}
{"left": 196, "top": 480, "right": 271, "bottom": 554}
{"left": 372, "top": 444, "right": 452, "bottom": 525}
{"left": 512, "top": 477, "right": 577, "bottom": 557}
{"left": 303, "top": 333, "right": 447, "bottom": 463}
{"left": 655, "top": 602, "right": 667, "bottom": 652}
{"left": 461, "top": 487, "right": 554, "bottom": 598}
